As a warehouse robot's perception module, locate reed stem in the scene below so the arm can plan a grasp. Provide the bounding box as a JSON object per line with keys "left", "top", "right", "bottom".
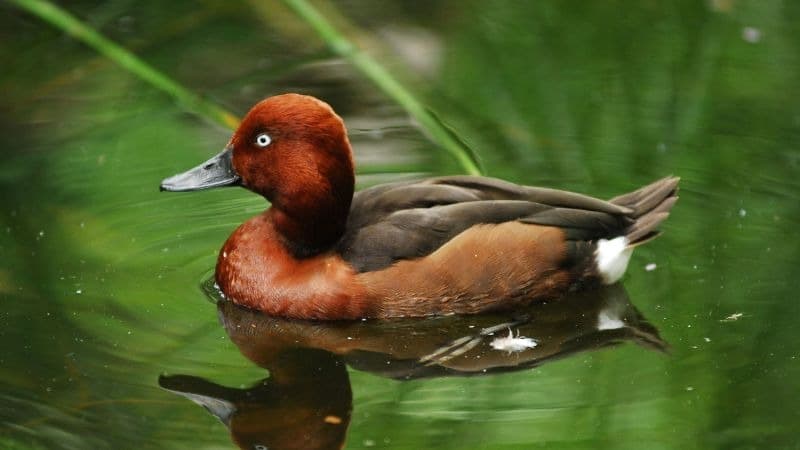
{"left": 9, "top": 0, "right": 240, "bottom": 130}
{"left": 282, "top": 0, "right": 483, "bottom": 175}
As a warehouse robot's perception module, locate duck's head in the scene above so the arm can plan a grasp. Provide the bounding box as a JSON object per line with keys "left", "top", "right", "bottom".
{"left": 161, "top": 94, "right": 356, "bottom": 248}
{"left": 162, "top": 93, "right": 354, "bottom": 205}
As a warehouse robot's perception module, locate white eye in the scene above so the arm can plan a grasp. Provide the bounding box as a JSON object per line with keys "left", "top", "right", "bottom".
{"left": 255, "top": 133, "right": 271, "bottom": 147}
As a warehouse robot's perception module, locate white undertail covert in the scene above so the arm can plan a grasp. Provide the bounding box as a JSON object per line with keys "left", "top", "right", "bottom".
{"left": 595, "top": 236, "right": 633, "bottom": 284}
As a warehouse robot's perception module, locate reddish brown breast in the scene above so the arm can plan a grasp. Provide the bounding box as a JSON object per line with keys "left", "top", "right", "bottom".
{"left": 215, "top": 211, "right": 370, "bottom": 319}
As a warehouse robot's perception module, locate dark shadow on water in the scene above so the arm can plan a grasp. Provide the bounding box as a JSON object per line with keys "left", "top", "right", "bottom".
{"left": 159, "top": 284, "right": 665, "bottom": 450}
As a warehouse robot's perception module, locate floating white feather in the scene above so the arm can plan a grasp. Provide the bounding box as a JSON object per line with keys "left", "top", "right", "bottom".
{"left": 490, "top": 328, "right": 538, "bottom": 353}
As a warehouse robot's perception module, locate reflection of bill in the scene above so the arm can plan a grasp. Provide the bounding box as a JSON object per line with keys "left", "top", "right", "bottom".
{"left": 160, "top": 284, "right": 665, "bottom": 450}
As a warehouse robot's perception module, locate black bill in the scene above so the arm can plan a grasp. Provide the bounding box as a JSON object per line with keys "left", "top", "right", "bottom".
{"left": 160, "top": 145, "right": 240, "bottom": 192}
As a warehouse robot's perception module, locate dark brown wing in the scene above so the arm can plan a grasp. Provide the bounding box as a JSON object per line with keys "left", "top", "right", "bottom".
{"left": 337, "top": 176, "right": 621, "bottom": 272}
{"left": 337, "top": 176, "right": 678, "bottom": 272}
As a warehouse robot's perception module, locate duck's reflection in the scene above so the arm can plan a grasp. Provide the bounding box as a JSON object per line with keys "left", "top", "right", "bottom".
{"left": 159, "top": 284, "right": 665, "bottom": 450}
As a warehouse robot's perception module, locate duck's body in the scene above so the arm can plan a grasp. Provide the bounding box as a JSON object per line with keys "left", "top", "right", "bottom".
{"left": 162, "top": 94, "right": 678, "bottom": 320}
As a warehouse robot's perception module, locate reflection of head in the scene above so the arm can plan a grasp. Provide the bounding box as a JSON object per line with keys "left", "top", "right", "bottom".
{"left": 231, "top": 349, "right": 351, "bottom": 450}
{"left": 160, "top": 348, "right": 351, "bottom": 450}
{"left": 230, "top": 397, "right": 349, "bottom": 450}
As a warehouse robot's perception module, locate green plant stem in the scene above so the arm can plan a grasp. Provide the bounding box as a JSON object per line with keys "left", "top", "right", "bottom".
{"left": 282, "top": 0, "right": 483, "bottom": 175}
{"left": 9, "top": 0, "right": 240, "bottom": 130}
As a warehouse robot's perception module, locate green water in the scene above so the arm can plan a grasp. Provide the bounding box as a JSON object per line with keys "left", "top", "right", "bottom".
{"left": 2, "top": 1, "right": 799, "bottom": 449}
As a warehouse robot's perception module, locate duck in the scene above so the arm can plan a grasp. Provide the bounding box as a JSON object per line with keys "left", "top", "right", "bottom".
{"left": 161, "top": 93, "right": 678, "bottom": 320}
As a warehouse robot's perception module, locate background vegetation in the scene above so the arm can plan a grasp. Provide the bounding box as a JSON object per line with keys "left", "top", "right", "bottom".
{"left": 1, "top": 1, "right": 798, "bottom": 449}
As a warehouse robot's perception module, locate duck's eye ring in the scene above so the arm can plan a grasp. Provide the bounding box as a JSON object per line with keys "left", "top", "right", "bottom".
{"left": 254, "top": 133, "right": 271, "bottom": 148}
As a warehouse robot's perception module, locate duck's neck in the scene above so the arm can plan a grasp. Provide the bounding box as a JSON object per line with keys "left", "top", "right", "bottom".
{"left": 269, "top": 181, "right": 353, "bottom": 257}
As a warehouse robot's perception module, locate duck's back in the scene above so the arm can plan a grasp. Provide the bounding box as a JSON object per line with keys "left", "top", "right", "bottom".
{"left": 337, "top": 176, "right": 678, "bottom": 317}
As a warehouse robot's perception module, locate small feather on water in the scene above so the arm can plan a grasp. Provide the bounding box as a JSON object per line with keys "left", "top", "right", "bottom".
{"left": 490, "top": 328, "right": 537, "bottom": 353}
{"left": 721, "top": 312, "right": 744, "bottom": 322}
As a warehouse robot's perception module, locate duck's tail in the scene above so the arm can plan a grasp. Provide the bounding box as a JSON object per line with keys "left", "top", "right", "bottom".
{"left": 593, "top": 176, "right": 679, "bottom": 284}
{"left": 610, "top": 176, "right": 680, "bottom": 246}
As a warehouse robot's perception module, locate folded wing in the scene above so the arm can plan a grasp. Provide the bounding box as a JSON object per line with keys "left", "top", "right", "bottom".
{"left": 338, "top": 176, "right": 677, "bottom": 273}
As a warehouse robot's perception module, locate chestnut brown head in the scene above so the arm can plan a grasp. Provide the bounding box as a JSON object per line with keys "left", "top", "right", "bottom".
{"left": 162, "top": 93, "right": 354, "bottom": 203}
{"left": 227, "top": 94, "right": 355, "bottom": 212}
